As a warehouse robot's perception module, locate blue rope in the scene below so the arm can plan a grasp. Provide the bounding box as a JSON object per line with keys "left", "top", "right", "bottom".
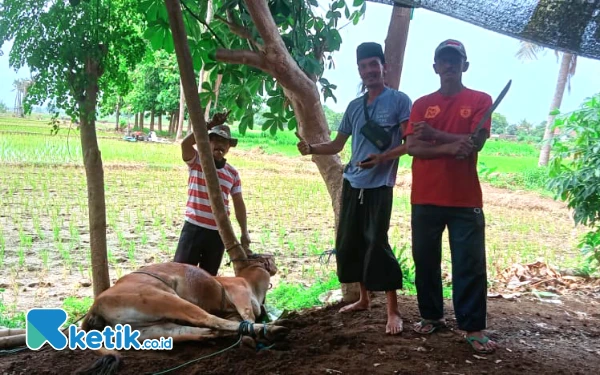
{"left": 151, "top": 320, "right": 264, "bottom": 375}
{"left": 150, "top": 335, "right": 242, "bottom": 375}
{"left": 238, "top": 320, "right": 256, "bottom": 337}
{"left": 0, "top": 347, "right": 28, "bottom": 356}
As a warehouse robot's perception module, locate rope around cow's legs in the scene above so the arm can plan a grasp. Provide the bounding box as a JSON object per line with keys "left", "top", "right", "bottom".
{"left": 151, "top": 320, "right": 260, "bottom": 375}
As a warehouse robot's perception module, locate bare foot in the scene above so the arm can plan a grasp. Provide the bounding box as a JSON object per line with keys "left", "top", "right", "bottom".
{"left": 466, "top": 331, "right": 498, "bottom": 354}
{"left": 339, "top": 299, "right": 369, "bottom": 313}
{"left": 386, "top": 311, "right": 403, "bottom": 335}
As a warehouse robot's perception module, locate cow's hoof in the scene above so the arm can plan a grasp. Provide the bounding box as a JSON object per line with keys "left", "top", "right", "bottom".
{"left": 240, "top": 336, "right": 257, "bottom": 351}
{"left": 264, "top": 325, "right": 289, "bottom": 342}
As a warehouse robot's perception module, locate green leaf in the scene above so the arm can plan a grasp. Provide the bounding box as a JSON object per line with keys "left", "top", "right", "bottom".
{"left": 262, "top": 119, "right": 274, "bottom": 131}
{"left": 549, "top": 108, "right": 561, "bottom": 116}
{"left": 353, "top": 0, "right": 365, "bottom": 6}
{"left": 288, "top": 116, "right": 297, "bottom": 131}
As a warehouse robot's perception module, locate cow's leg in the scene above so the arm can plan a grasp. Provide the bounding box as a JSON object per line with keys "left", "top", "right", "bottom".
{"left": 221, "top": 282, "right": 256, "bottom": 322}
{"left": 136, "top": 323, "right": 233, "bottom": 342}
{"left": 101, "top": 291, "right": 287, "bottom": 340}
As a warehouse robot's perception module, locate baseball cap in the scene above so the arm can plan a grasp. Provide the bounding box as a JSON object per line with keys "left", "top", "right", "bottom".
{"left": 208, "top": 124, "right": 238, "bottom": 147}
{"left": 434, "top": 39, "right": 467, "bottom": 60}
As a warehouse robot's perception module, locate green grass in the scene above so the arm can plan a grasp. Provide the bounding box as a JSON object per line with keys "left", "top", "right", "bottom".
{"left": 0, "top": 115, "right": 583, "bottom": 321}
{"left": 0, "top": 115, "right": 550, "bottom": 191}
{"left": 269, "top": 272, "right": 341, "bottom": 311}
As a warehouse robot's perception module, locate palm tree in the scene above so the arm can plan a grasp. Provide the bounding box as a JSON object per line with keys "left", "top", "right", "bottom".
{"left": 516, "top": 41, "right": 577, "bottom": 166}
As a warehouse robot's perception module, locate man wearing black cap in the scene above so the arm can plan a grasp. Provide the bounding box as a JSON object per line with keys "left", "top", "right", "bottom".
{"left": 404, "top": 39, "right": 497, "bottom": 353}
{"left": 174, "top": 116, "right": 251, "bottom": 276}
{"left": 297, "top": 42, "right": 412, "bottom": 335}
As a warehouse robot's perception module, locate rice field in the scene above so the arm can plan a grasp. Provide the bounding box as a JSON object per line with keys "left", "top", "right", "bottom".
{"left": 0, "top": 114, "right": 587, "bottom": 326}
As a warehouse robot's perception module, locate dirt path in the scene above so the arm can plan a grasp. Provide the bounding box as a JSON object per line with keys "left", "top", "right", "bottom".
{"left": 2, "top": 293, "right": 599, "bottom": 375}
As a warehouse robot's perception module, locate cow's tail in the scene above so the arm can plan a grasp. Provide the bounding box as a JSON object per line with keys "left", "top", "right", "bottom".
{"left": 74, "top": 311, "right": 122, "bottom": 375}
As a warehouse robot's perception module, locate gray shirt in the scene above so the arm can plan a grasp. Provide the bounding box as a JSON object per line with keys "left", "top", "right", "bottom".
{"left": 338, "top": 87, "right": 412, "bottom": 189}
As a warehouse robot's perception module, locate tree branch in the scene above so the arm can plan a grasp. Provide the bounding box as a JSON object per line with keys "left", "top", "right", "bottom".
{"left": 181, "top": 0, "right": 226, "bottom": 48}
{"left": 215, "top": 48, "right": 268, "bottom": 72}
{"left": 243, "top": 0, "right": 285, "bottom": 49}
{"left": 214, "top": 11, "right": 263, "bottom": 51}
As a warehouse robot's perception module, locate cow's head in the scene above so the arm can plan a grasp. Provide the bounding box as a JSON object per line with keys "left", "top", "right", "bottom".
{"left": 247, "top": 253, "right": 277, "bottom": 276}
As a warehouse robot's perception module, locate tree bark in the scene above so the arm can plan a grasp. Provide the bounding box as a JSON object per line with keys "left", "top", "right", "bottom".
{"left": 140, "top": 110, "right": 145, "bottom": 131}
{"left": 176, "top": 80, "right": 185, "bottom": 141}
{"left": 134, "top": 112, "right": 139, "bottom": 129}
{"left": 165, "top": 0, "right": 248, "bottom": 272}
{"left": 384, "top": 6, "right": 411, "bottom": 90}
{"left": 201, "top": 0, "right": 214, "bottom": 121}
{"left": 80, "top": 56, "right": 110, "bottom": 297}
{"left": 150, "top": 109, "right": 155, "bottom": 131}
{"left": 215, "top": 0, "right": 350, "bottom": 298}
{"left": 215, "top": 0, "right": 343, "bottom": 221}
{"left": 204, "top": 73, "right": 223, "bottom": 118}
{"left": 538, "top": 52, "right": 573, "bottom": 166}
{"left": 115, "top": 96, "right": 121, "bottom": 131}
{"left": 158, "top": 112, "right": 163, "bottom": 132}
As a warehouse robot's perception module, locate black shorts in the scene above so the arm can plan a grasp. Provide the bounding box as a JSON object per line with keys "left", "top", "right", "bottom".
{"left": 173, "top": 221, "right": 225, "bottom": 276}
{"left": 335, "top": 179, "right": 403, "bottom": 291}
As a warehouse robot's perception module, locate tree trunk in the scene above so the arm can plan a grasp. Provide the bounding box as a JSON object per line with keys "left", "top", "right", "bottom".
{"left": 80, "top": 56, "right": 110, "bottom": 297}
{"left": 150, "top": 109, "right": 155, "bottom": 131}
{"left": 140, "top": 110, "right": 144, "bottom": 131}
{"left": 216, "top": 1, "right": 343, "bottom": 220}
{"left": 204, "top": 73, "right": 223, "bottom": 118}
{"left": 201, "top": 0, "right": 214, "bottom": 121}
{"left": 176, "top": 80, "right": 185, "bottom": 141}
{"left": 135, "top": 112, "right": 139, "bottom": 129}
{"left": 165, "top": 0, "right": 248, "bottom": 272}
{"left": 158, "top": 112, "right": 163, "bottom": 132}
{"left": 171, "top": 112, "right": 178, "bottom": 135}
{"left": 115, "top": 96, "right": 121, "bottom": 131}
{"left": 384, "top": 5, "right": 411, "bottom": 90}
{"left": 214, "top": 0, "right": 350, "bottom": 297}
{"left": 538, "top": 53, "right": 573, "bottom": 166}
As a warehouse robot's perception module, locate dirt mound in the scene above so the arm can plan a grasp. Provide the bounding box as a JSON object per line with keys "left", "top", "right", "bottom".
{"left": 2, "top": 294, "right": 599, "bottom": 375}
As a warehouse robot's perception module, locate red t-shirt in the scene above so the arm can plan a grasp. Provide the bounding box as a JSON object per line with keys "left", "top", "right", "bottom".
{"left": 404, "top": 88, "right": 492, "bottom": 208}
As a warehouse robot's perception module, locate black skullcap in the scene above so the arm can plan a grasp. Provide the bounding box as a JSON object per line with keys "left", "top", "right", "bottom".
{"left": 356, "top": 42, "right": 385, "bottom": 64}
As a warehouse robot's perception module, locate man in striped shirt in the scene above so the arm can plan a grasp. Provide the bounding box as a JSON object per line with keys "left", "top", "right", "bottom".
{"left": 173, "top": 123, "right": 251, "bottom": 276}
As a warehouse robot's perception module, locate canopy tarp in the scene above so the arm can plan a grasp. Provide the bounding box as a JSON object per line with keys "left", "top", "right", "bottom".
{"left": 369, "top": 0, "right": 600, "bottom": 60}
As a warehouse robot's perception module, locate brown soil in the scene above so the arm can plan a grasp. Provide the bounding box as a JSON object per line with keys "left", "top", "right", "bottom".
{"left": 2, "top": 293, "right": 599, "bottom": 375}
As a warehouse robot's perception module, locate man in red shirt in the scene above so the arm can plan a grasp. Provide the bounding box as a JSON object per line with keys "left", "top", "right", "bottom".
{"left": 404, "top": 39, "right": 497, "bottom": 354}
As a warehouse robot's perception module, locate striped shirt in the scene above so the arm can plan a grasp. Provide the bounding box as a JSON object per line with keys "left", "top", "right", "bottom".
{"left": 184, "top": 153, "right": 242, "bottom": 230}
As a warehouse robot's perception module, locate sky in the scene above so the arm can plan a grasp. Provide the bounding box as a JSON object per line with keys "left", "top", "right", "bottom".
{"left": 321, "top": 3, "right": 600, "bottom": 125}
{"left": 1, "top": 3, "right": 599, "bottom": 126}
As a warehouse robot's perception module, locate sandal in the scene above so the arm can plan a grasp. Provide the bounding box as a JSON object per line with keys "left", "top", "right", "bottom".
{"left": 413, "top": 319, "right": 446, "bottom": 334}
{"left": 466, "top": 335, "right": 496, "bottom": 354}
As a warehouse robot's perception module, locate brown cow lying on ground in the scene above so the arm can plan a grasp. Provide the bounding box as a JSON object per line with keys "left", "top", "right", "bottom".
{"left": 76, "top": 254, "right": 289, "bottom": 374}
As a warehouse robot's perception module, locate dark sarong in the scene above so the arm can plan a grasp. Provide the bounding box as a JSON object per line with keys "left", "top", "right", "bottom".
{"left": 335, "top": 179, "right": 403, "bottom": 291}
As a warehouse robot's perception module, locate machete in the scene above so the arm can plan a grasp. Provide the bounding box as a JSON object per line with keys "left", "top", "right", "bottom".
{"left": 457, "top": 79, "right": 512, "bottom": 159}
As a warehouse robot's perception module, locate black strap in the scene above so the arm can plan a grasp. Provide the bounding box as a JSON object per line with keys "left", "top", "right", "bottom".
{"left": 363, "top": 93, "right": 378, "bottom": 123}
{"left": 131, "top": 271, "right": 172, "bottom": 289}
